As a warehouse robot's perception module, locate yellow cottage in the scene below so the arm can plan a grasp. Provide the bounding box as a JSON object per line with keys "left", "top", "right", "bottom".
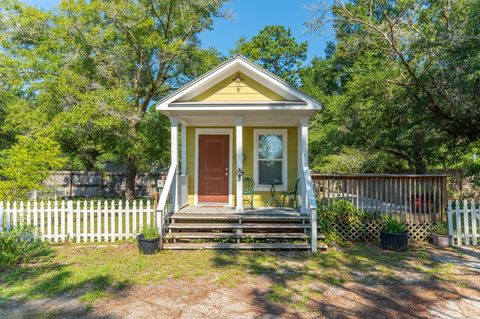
{"left": 155, "top": 55, "right": 322, "bottom": 252}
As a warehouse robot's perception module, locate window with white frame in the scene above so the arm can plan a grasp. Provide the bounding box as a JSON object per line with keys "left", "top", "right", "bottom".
{"left": 254, "top": 129, "right": 287, "bottom": 191}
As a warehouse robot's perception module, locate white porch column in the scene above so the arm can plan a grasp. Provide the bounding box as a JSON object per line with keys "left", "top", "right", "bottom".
{"left": 170, "top": 117, "right": 179, "bottom": 212}
{"left": 235, "top": 117, "right": 244, "bottom": 212}
{"left": 181, "top": 123, "right": 187, "bottom": 175}
{"left": 298, "top": 118, "right": 309, "bottom": 214}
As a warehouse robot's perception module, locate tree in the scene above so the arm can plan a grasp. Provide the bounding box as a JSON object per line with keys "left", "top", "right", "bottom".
{"left": 0, "top": 0, "right": 226, "bottom": 199}
{"left": 308, "top": 0, "right": 480, "bottom": 141}
{"left": 303, "top": 0, "right": 479, "bottom": 173}
{"left": 232, "top": 25, "right": 308, "bottom": 85}
{"left": 0, "top": 134, "right": 65, "bottom": 200}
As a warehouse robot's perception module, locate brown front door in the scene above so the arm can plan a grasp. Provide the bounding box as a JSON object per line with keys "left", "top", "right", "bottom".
{"left": 198, "top": 135, "right": 229, "bottom": 203}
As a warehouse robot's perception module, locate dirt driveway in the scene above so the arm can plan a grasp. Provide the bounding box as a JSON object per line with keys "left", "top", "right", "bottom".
{"left": 2, "top": 244, "right": 480, "bottom": 319}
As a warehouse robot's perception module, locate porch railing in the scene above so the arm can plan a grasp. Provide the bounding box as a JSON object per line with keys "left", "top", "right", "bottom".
{"left": 311, "top": 174, "right": 448, "bottom": 222}
{"left": 156, "top": 163, "right": 176, "bottom": 245}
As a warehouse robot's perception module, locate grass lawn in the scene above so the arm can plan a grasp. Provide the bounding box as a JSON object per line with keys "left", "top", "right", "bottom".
{"left": 1, "top": 242, "right": 478, "bottom": 318}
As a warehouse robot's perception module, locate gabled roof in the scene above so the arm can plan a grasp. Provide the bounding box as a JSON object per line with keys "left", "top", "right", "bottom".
{"left": 155, "top": 55, "right": 322, "bottom": 110}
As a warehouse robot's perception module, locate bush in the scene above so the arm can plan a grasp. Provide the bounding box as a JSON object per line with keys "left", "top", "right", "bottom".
{"left": 465, "top": 161, "right": 480, "bottom": 188}
{"left": 433, "top": 222, "right": 449, "bottom": 235}
{"left": 381, "top": 215, "right": 406, "bottom": 233}
{"left": 140, "top": 225, "right": 159, "bottom": 239}
{"left": 317, "top": 199, "right": 366, "bottom": 242}
{"left": 0, "top": 223, "right": 50, "bottom": 268}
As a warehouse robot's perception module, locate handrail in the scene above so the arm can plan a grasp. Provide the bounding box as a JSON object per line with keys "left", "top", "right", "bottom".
{"left": 158, "top": 162, "right": 177, "bottom": 213}
{"left": 302, "top": 165, "right": 318, "bottom": 253}
{"left": 156, "top": 162, "right": 177, "bottom": 247}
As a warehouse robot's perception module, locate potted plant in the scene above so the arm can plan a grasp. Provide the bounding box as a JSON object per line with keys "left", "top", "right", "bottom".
{"left": 379, "top": 215, "right": 408, "bottom": 251}
{"left": 431, "top": 222, "right": 452, "bottom": 247}
{"left": 137, "top": 226, "right": 161, "bottom": 255}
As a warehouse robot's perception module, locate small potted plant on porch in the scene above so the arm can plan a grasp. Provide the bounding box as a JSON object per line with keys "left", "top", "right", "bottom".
{"left": 379, "top": 215, "right": 408, "bottom": 251}
{"left": 137, "top": 226, "right": 161, "bottom": 255}
{"left": 431, "top": 222, "right": 452, "bottom": 248}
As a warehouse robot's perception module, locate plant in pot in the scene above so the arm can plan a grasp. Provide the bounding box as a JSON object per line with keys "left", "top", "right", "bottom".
{"left": 432, "top": 222, "right": 452, "bottom": 247}
{"left": 137, "top": 226, "right": 161, "bottom": 255}
{"left": 379, "top": 215, "right": 408, "bottom": 251}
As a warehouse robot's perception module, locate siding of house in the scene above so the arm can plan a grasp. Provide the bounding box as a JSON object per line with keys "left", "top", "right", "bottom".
{"left": 190, "top": 72, "right": 287, "bottom": 102}
{"left": 186, "top": 126, "right": 298, "bottom": 207}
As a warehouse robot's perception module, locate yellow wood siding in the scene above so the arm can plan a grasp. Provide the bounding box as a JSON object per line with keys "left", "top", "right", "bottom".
{"left": 190, "top": 73, "right": 286, "bottom": 102}
{"left": 186, "top": 126, "right": 298, "bottom": 207}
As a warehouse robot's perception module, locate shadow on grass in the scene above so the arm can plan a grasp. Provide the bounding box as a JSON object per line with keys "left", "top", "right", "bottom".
{"left": 0, "top": 247, "right": 131, "bottom": 319}
{"left": 212, "top": 243, "right": 480, "bottom": 318}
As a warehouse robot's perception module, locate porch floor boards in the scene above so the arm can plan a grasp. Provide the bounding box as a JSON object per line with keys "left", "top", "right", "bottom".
{"left": 163, "top": 206, "right": 316, "bottom": 250}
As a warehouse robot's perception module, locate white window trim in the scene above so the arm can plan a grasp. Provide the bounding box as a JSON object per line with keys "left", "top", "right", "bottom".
{"left": 194, "top": 128, "right": 233, "bottom": 206}
{"left": 253, "top": 129, "right": 288, "bottom": 192}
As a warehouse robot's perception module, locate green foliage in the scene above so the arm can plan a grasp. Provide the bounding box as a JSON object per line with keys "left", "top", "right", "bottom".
{"left": 317, "top": 147, "right": 372, "bottom": 173}
{"left": 317, "top": 199, "right": 366, "bottom": 242}
{"left": 433, "top": 222, "right": 449, "bottom": 236}
{"left": 304, "top": 0, "right": 480, "bottom": 173}
{"left": 0, "top": 134, "right": 65, "bottom": 200}
{"left": 140, "top": 225, "right": 159, "bottom": 240}
{"left": 0, "top": 223, "right": 50, "bottom": 268}
{"left": 465, "top": 161, "right": 480, "bottom": 188}
{"left": 0, "top": 0, "right": 226, "bottom": 198}
{"left": 233, "top": 25, "right": 307, "bottom": 85}
{"left": 381, "top": 215, "right": 406, "bottom": 234}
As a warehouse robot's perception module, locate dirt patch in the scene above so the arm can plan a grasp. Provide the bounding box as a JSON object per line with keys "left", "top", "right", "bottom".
{"left": 2, "top": 244, "right": 480, "bottom": 319}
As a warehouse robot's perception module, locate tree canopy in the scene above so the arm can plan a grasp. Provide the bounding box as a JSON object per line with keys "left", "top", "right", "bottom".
{"left": 303, "top": 0, "right": 480, "bottom": 173}
{"left": 0, "top": 0, "right": 226, "bottom": 199}
{"left": 232, "top": 25, "right": 308, "bottom": 85}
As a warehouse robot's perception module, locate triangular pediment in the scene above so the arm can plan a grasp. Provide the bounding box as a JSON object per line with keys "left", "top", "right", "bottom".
{"left": 188, "top": 72, "right": 286, "bottom": 102}
{"left": 156, "top": 55, "right": 322, "bottom": 109}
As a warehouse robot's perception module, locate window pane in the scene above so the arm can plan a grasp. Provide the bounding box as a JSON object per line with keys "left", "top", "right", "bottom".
{"left": 259, "top": 161, "right": 282, "bottom": 184}
{"left": 258, "top": 134, "right": 283, "bottom": 160}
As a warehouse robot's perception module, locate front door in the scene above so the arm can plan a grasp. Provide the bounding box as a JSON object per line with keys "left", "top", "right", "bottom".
{"left": 198, "top": 135, "right": 229, "bottom": 203}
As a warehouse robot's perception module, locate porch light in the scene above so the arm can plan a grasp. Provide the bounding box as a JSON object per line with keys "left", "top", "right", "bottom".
{"left": 234, "top": 72, "right": 243, "bottom": 92}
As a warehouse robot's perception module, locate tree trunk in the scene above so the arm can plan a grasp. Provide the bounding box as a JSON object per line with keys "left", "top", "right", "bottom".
{"left": 125, "top": 156, "right": 138, "bottom": 200}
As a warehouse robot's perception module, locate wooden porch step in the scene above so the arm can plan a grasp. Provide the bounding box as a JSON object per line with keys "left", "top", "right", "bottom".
{"left": 162, "top": 242, "right": 311, "bottom": 250}
{"left": 171, "top": 214, "right": 308, "bottom": 222}
{"left": 165, "top": 232, "right": 309, "bottom": 239}
{"left": 168, "top": 223, "right": 310, "bottom": 230}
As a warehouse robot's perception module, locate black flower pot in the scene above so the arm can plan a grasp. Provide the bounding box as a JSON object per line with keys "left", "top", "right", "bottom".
{"left": 137, "top": 234, "right": 160, "bottom": 255}
{"left": 379, "top": 231, "right": 408, "bottom": 251}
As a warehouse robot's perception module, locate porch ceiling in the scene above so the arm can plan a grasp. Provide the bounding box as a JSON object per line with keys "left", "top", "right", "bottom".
{"left": 160, "top": 107, "right": 317, "bottom": 126}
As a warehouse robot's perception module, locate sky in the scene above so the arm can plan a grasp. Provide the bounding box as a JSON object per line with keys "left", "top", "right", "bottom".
{"left": 22, "top": 0, "right": 334, "bottom": 62}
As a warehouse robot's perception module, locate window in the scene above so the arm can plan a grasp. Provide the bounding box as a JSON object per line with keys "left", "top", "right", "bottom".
{"left": 254, "top": 129, "right": 287, "bottom": 191}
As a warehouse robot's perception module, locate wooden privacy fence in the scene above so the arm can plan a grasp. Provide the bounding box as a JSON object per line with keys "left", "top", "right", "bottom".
{"left": 312, "top": 174, "right": 448, "bottom": 222}
{"left": 0, "top": 200, "right": 155, "bottom": 243}
{"left": 447, "top": 200, "right": 480, "bottom": 246}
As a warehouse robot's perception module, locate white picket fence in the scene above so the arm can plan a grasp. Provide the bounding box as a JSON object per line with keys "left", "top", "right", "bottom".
{"left": 447, "top": 200, "right": 480, "bottom": 246}
{"left": 0, "top": 200, "right": 155, "bottom": 243}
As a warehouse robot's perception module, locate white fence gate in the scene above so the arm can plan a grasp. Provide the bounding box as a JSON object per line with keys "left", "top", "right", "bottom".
{"left": 0, "top": 200, "right": 156, "bottom": 243}
{"left": 447, "top": 200, "right": 480, "bottom": 246}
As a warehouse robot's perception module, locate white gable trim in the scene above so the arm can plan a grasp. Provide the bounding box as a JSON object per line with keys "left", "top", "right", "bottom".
{"left": 155, "top": 55, "right": 322, "bottom": 110}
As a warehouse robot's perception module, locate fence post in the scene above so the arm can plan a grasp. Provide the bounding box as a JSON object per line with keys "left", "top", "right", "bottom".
{"left": 455, "top": 200, "right": 461, "bottom": 245}
{"left": 76, "top": 201, "right": 81, "bottom": 243}
{"left": 33, "top": 201, "right": 38, "bottom": 239}
{"left": 471, "top": 199, "right": 477, "bottom": 246}
{"left": 447, "top": 201, "right": 454, "bottom": 245}
{"left": 463, "top": 199, "right": 470, "bottom": 245}
{"left": 67, "top": 200, "right": 73, "bottom": 241}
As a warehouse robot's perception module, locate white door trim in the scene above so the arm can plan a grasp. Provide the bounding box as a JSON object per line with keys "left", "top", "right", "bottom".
{"left": 194, "top": 128, "right": 233, "bottom": 206}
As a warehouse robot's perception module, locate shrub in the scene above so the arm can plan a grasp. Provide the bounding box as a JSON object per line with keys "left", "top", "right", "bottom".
{"left": 381, "top": 215, "right": 406, "bottom": 233}
{"left": 140, "top": 225, "right": 159, "bottom": 239}
{"left": 433, "top": 222, "right": 449, "bottom": 235}
{"left": 0, "top": 223, "right": 49, "bottom": 268}
{"left": 317, "top": 199, "right": 366, "bottom": 242}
